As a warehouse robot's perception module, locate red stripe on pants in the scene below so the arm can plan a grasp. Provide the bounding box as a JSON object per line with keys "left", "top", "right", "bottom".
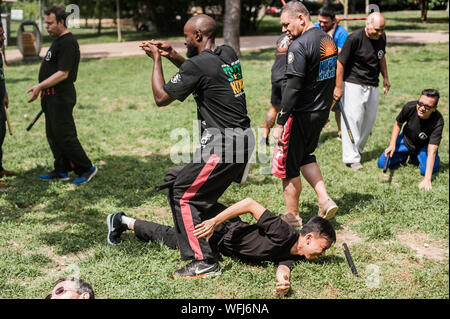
{"left": 272, "top": 117, "right": 293, "bottom": 179}
{"left": 179, "top": 154, "right": 221, "bottom": 260}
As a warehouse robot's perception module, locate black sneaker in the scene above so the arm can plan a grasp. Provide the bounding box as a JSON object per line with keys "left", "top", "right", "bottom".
{"left": 107, "top": 212, "right": 128, "bottom": 245}
{"left": 408, "top": 155, "right": 419, "bottom": 166}
{"left": 172, "top": 260, "right": 221, "bottom": 279}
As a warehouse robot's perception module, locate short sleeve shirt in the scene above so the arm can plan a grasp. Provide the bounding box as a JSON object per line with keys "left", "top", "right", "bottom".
{"left": 271, "top": 34, "right": 291, "bottom": 83}
{"left": 338, "top": 28, "right": 386, "bottom": 87}
{"left": 396, "top": 101, "right": 444, "bottom": 153}
{"left": 313, "top": 23, "right": 349, "bottom": 49}
{"left": 285, "top": 27, "right": 338, "bottom": 113}
{"left": 163, "top": 45, "right": 251, "bottom": 134}
{"left": 0, "top": 54, "right": 5, "bottom": 106}
{"left": 38, "top": 33, "right": 80, "bottom": 92}
{"left": 220, "top": 210, "right": 304, "bottom": 269}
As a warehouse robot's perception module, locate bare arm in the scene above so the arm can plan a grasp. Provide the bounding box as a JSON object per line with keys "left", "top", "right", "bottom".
{"left": 418, "top": 144, "right": 439, "bottom": 191}
{"left": 385, "top": 121, "right": 402, "bottom": 157}
{"left": 193, "top": 198, "right": 267, "bottom": 241}
{"left": 333, "top": 60, "right": 344, "bottom": 101}
{"left": 26, "top": 70, "right": 69, "bottom": 103}
{"left": 140, "top": 42, "right": 175, "bottom": 107}
{"left": 274, "top": 265, "right": 291, "bottom": 296}
{"left": 380, "top": 55, "right": 390, "bottom": 94}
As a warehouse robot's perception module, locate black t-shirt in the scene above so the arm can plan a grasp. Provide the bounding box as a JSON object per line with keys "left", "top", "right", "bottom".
{"left": 338, "top": 28, "right": 386, "bottom": 87}
{"left": 219, "top": 210, "right": 304, "bottom": 269}
{"left": 0, "top": 54, "right": 5, "bottom": 108}
{"left": 163, "top": 45, "right": 251, "bottom": 134}
{"left": 396, "top": 101, "right": 444, "bottom": 153}
{"left": 271, "top": 34, "right": 291, "bottom": 83}
{"left": 284, "top": 27, "right": 337, "bottom": 113}
{"left": 38, "top": 32, "right": 80, "bottom": 92}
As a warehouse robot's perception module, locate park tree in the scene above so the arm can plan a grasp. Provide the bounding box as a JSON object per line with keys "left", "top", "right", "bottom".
{"left": 224, "top": 0, "right": 241, "bottom": 56}
{"left": 420, "top": 0, "right": 430, "bottom": 21}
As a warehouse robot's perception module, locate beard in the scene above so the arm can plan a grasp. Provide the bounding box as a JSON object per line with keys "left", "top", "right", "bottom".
{"left": 186, "top": 43, "right": 199, "bottom": 58}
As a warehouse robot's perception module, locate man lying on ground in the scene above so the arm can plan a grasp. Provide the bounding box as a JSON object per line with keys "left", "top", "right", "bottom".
{"left": 107, "top": 198, "right": 336, "bottom": 296}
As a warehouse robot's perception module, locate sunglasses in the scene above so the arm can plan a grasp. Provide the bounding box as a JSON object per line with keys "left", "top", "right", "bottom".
{"left": 45, "top": 286, "right": 78, "bottom": 299}
{"left": 417, "top": 101, "right": 435, "bottom": 111}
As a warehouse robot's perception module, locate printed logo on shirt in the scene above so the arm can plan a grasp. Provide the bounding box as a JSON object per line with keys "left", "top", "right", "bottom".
{"left": 317, "top": 37, "right": 338, "bottom": 82}
{"left": 276, "top": 36, "right": 291, "bottom": 55}
{"left": 377, "top": 50, "right": 384, "bottom": 60}
{"left": 170, "top": 73, "right": 182, "bottom": 84}
{"left": 287, "top": 52, "right": 294, "bottom": 64}
{"left": 221, "top": 60, "right": 245, "bottom": 97}
{"left": 418, "top": 132, "right": 428, "bottom": 140}
{"left": 45, "top": 51, "right": 52, "bottom": 62}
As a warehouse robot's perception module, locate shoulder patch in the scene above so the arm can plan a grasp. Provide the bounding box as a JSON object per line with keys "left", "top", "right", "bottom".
{"left": 287, "top": 52, "right": 294, "bottom": 64}
{"left": 170, "top": 73, "right": 182, "bottom": 84}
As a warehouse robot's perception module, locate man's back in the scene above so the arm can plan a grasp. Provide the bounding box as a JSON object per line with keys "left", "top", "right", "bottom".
{"left": 286, "top": 27, "right": 337, "bottom": 113}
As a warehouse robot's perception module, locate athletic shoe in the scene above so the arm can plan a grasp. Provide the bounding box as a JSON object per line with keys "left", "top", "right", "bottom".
{"left": 348, "top": 162, "right": 363, "bottom": 171}
{"left": 280, "top": 213, "right": 303, "bottom": 229}
{"left": 39, "top": 171, "right": 70, "bottom": 181}
{"left": 73, "top": 166, "right": 97, "bottom": 184}
{"left": 107, "top": 212, "right": 128, "bottom": 245}
{"left": 318, "top": 198, "right": 338, "bottom": 220}
{"left": 172, "top": 260, "right": 221, "bottom": 279}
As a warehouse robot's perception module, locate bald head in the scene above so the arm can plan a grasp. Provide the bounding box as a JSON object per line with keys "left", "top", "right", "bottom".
{"left": 366, "top": 12, "right": 385, "bottom": 28}
{"left": 185, "top": 14, "right": 216, "bottom": 39}
{"left": 365, "top": 12, "right": 385, "bottom": 40}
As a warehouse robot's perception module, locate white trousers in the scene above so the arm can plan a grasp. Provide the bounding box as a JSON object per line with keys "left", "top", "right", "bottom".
{"left": 341, "top": 81, "right": 379, "bottom": 164}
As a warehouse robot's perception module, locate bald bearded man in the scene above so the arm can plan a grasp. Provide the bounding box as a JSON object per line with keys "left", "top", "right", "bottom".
{"left": 128, "top": 15, "right": 254, "bottom": 279}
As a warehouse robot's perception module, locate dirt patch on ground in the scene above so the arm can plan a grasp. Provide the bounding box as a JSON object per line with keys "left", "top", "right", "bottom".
{"left": 397, "top": 231, "right": 449, "bottom": 263}
{"left": 335, "top": 226, "right": 364, "bottom": 247}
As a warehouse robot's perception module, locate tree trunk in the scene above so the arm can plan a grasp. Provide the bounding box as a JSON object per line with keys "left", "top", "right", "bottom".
{"left": 420, "top": 0, "right": 429, "bottom": 22}
{"left": 116, "top": 0, "right": 122, "bottom": 42}
{"left": 224, "top": 0, "right": 241, "bottom": 57}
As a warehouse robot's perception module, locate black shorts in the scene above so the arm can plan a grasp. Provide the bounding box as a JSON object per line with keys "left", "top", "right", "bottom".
{"left": 272, "top": 111, "right": 329, "bottom": 179}
{"left": 270, "top": 80, "right": 283, "bottom": 107}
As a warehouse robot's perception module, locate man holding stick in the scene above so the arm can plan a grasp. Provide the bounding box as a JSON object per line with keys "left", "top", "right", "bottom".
{"left": 0, "top": 24, "right": 15, "bottom": 185}
{"left": 27, "top": 6, "right": 97, "bottom": 184}
{"left": 137, "top": 14, "right": 254, "bottom": 279}
{"left": 377, "top": 89, "right": 444, "bottom": 190}
{"left": 333, "top": 12, "right": 390, "bottom": 170}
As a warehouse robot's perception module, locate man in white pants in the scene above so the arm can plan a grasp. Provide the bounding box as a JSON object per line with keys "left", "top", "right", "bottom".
{"left": 333, "top": 12, "right": 390, "bottom": 170}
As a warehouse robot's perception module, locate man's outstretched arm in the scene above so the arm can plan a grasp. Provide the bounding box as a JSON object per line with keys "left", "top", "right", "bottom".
{"left": 193, "top": 198, "right": 266, "bottom": 241}
{"left": 140, "top": 41, "right": 175, "bottom": 107}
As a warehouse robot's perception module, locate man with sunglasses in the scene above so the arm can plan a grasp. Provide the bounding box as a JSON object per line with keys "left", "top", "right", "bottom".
{"left": 46, "top": 277, "right": 95, "bottom": 299}
{"left": 377, "top": 89, "right": 444, "bottom": 190}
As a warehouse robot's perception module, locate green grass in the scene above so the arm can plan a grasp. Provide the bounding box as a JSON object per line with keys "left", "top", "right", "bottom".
{"left": 0, "top": 42, "right": 448, "bottom": 299}
{"left": 4, "top": 10, "right": 449, "bottom": 50}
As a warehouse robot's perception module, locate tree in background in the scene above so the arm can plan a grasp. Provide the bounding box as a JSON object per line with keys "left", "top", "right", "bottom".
{"left": 224, "top": 0, "right": 241, "bottom": 56}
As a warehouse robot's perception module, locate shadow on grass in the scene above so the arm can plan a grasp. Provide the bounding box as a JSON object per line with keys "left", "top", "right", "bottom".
{"left": 1, "top": 154, "right": 175, "bottom": 254}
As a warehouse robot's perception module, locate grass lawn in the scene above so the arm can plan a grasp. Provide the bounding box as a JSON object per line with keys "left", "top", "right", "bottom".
{"left": 0, "top": 42, "right": 448, "bottom": 299}
{"left": 4, "top": 10, "right": 449, "bottom": 50}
